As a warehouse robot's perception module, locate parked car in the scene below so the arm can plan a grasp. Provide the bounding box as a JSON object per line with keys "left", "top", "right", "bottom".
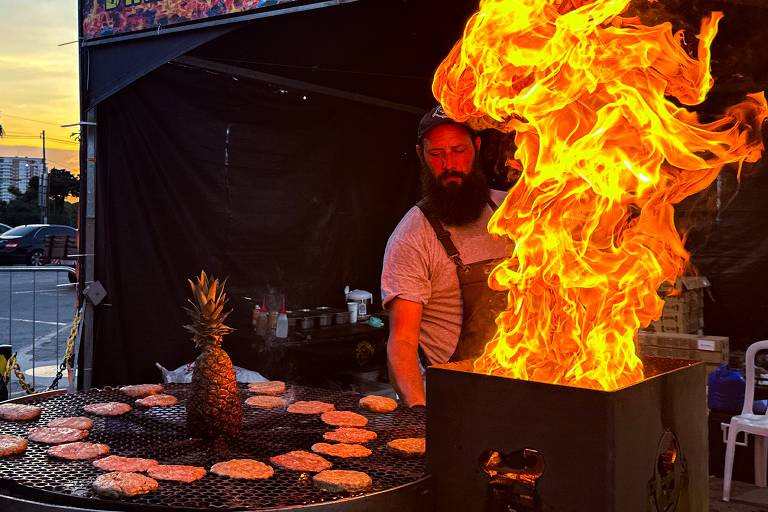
{"left": 0, "top": 223, "right": 11, "bottom": 234}
{"left": 0, "top": 224, "right": 77, "bottom": 266}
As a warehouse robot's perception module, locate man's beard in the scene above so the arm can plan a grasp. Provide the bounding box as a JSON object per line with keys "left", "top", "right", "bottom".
{"left": 421, "top": 162, "right": 490, "bottom": 226}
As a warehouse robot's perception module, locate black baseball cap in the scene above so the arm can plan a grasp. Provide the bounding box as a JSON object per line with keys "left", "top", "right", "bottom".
{"left": 417, "top": 105, "right": 474, "bottom": 143}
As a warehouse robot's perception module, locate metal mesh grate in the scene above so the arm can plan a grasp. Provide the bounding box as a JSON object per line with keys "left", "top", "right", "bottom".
{"left": 0, "top": 384, "right": 425, "bottom": 511}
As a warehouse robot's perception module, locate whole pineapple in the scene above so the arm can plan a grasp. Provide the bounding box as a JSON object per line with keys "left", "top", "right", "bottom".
{"left": 184, "top": 271, "right": 243, "bottom": 438}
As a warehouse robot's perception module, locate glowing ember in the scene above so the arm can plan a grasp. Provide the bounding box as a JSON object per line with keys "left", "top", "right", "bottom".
{"left": 433, "top": 0, "right": 767, "bottom": 390}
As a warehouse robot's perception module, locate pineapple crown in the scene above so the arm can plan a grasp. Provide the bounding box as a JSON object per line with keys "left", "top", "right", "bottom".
{"left": 183, "top": 271, "right": 234, "bottom": 349}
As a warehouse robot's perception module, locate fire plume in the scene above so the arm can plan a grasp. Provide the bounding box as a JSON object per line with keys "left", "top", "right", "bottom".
{"left": 433, "top": 0, "right": 767, "bottom": 390}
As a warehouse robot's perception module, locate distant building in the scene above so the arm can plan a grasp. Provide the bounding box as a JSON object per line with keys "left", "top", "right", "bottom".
{"left": 0, "top": 157, "right": 46, "bottom": 203}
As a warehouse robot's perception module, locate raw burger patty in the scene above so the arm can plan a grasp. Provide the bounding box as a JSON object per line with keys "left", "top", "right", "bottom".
{"left": 245, "top": 395, "right": 286, "bottom": 409}
{"left": 323, "top": 427, "right": 377, "bottom": 444}
{"left": 48, "top": 416, "right": 93, "bottom": 430}
{"left": 270, "top": 450, "right": 332, "bottom": 472}
{"left": 359, "top": 395, "right": 398, "bottom": 413}
{"left": 0, "top": 434, "right": 28, "bottom": 457}
{"left": 93, "top": 455, "right": 159, "bottom": 473}
{"left": 119, "top": 384, "right": 164, "bottom": 398}
{"left": 287, "top": 401, "right": 335, "bottom": 415}
{"left": 0, "top": 403, "right": 41, "bottom": 421}
{"left": 83, "top": 402, "right": 132, "bottom": 416}
{"left": 387, "top": 438, "right": 426, "bottom": 458}
{"left": 48, "top": 442, "right": 110, "bottom": 460}
{"left": 28, "top": 426, "right": 89, "bottom": 444}
{"left": 247, "top": 381, "right": 286, "bottom": 396}
{"left": 136, "top": 394, "right": 177, "bottom": 407}
{"left": 92, "top": 471, "right": 159, "bottom": 498}
{"left": 311, "top": 443, "right": 372, "bottom": 459}
{"left": 147, "top": 464, "right": 207, "bottom": 483}
{"left": 320, "top": 410, "right": 368, "bottom": 428}
{"left": 210, "top": 459, "right": 274, "bottom": 480}
{"left": 313, "top": 470, "right": 372, "bottom": 493}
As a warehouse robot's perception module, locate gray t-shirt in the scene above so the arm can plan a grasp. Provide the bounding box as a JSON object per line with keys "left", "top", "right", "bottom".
{"left": 381, "top": 189, "right": 511, "bottom": 364}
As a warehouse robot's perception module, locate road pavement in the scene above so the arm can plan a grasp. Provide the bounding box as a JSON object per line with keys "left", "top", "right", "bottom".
{"left": 0, "top": 268, "right": 76, "bottom": 396}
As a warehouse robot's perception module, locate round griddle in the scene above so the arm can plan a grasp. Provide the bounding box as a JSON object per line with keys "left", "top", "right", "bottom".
{"left": 0, "top": 384, "right": 428, "bottom": 511}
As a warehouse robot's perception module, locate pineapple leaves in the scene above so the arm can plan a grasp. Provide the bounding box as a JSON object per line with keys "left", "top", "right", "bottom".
{"left": 183, "top": 271, "right": 235, "bottom": 348}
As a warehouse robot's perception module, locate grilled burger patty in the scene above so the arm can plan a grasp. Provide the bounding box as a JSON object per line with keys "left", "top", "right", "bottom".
{"left": 147, "top": 464, "right": 207, "bottom": 483}
{"left": 358, "top": 395, "right": 398, "bottom": 413}
{"left": 0, "top": 403, "right": 41, "bottom": 421}
{"left": 247, "top": 381, "right": 286, "bottom": 396}
{"left": 119, "top": 384, "right": 164, "bottom": 398}
{"left": 135, "top": 394, "right": 178, "bottom": 407}
{"left": 313, "top": 469, "right": 372, "bottom": 493}
{"left": 320, "top": 410, "right": 368, "bottom": 428}
{"left": 287, "top": 401, "right": 335, "bottom": 415}
{"left": 48, "top": 442, "right": 110, "bottom": 460}
{"left": 245, "top": 395, "right": 286, "bottom": 409}
{"left": 311, "top": 442, "right": 372, "bottom": 459}
{"left": 386, "top": 437, "right": 426, "bottom": 458}
{"left": 210, "top": 459, "right": 275, "bottom": 480}
{"left": 270, "top": 450, "right": 332, "bottom": 472}
{"left": 92, "top": 471, "right": 159, "bottom": 498}
{"left": 28, "top": 426, "right": 89, "bottom": 445}
{"left": 0, "top": 434, "right": 28, "bottom": 457}
{"left": 323, "top": 427, "right": 378, "bottom": 444}
{"left": 48, "top": 416, "right": 93, "bottom": 430}
{"left": 93, "top": 455, "right": 159, "bottom": 473}
{"left": 83, "top": 402, "right": 132, "bottom": 416}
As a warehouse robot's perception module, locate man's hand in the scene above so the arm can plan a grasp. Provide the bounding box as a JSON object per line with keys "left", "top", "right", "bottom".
{"left": 386, "top": 297, "right": 426, "bottom": 407}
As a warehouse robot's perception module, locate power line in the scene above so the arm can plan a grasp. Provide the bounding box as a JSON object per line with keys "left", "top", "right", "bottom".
{"left": 0, "top": 112, "right": 66, "bottom": 128}
{"left": 1, "top": 133, "right": 78, "bottom": 146}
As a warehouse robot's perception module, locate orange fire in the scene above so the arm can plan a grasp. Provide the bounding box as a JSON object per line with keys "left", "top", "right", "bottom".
{"left": 433, "top": 0, "right": 767, "bottom": 390}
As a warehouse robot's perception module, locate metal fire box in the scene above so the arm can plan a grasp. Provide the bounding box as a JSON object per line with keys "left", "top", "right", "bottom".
{"left": 426, "top": 357, "right": 707, "bottom": 512}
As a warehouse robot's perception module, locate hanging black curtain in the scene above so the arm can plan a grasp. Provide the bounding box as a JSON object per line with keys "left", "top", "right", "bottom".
{"left": 93, "top": 63, "right": 421, "bottom": 385}
{"left": 88, "top": 0, "right": 481, "bottom": 386}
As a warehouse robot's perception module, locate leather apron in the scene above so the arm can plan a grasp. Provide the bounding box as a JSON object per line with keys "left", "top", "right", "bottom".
{"left": 417, "top": 198, "right": 507, "bottom": 364}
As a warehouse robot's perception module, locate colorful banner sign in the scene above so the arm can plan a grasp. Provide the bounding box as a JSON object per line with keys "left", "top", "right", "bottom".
{"left": 82, "top": 0, "right": 302, "bottom": 40}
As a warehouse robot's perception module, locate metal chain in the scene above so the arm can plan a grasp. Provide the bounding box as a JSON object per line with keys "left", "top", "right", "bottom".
{"left": 48, "top": 308, "right": 81, "bottom": 391}
{"left": 4, "top": 354, "right": 36, "bottom": 395}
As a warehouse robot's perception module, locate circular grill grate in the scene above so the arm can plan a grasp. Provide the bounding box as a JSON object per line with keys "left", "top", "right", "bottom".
{"left": 0, "top": 384, "right": 425, "bottom": 511}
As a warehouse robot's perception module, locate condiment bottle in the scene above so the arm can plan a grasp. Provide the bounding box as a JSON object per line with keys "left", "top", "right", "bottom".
{"left": 256, "top": 297, "right": 269, "bottom": 336}
{"left": 276, "top": 299, "right": 288, "bottom": 338}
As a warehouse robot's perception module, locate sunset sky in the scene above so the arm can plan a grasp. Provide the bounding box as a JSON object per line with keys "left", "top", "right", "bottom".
{"left": 0, "top": 1, "right": 79, "bottom": 173}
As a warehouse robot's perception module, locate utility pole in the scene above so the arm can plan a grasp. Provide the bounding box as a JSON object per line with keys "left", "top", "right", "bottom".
{"left": 39, "top": 130, "right": 48, "bottom": 223}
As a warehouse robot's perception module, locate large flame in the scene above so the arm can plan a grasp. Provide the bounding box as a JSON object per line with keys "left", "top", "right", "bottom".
{"left": 433, "top": 0, "right": 767, "bottom": 390}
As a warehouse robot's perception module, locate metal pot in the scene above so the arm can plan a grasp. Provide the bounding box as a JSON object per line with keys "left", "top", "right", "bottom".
{"left": 299, "top": 316, "right": 314, "bottom": 330}
{"left": 334, "top": 311, "right": 349, "bottom": 324}
{"left": 314, "top": 306, "right": 333, "bottom": 327}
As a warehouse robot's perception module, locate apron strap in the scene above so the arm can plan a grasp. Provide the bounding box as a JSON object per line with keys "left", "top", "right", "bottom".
{"left": 417, "top": 198, "right": 469, "bottom": 273}
{"left": 416, "top": 196, "right": 497, "bottom": 273}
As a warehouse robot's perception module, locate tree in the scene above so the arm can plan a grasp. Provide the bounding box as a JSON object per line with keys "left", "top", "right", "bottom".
{"left": 47, "top": 168, "right": 79, "bottom": 225}
{"left": 0, "top": 170, "right": 80, "bottom": 227}
{"left": 0, "top": 177, "right": 41, "bottom": 226}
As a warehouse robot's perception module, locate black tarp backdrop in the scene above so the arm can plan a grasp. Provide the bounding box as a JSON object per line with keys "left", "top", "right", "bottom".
{"left": 85, "top": 0, "right": 768, "bottom": 386}
{"left": 88, "top": 0, "right": 480, "bottom": 385}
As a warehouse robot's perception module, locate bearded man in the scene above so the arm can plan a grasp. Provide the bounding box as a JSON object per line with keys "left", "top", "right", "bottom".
{"left": 381, "top": 106, "right": 511, "bottom": 406}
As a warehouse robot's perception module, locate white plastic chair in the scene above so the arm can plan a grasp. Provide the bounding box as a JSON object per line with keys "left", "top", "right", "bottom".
{"left": 722, "top": 339, "right": 768, "bottom": 501}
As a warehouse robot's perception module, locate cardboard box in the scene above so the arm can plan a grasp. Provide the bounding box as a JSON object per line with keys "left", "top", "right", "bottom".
{"left": 646, "top": 276, "right": 710, "bottom": 334}
{"left": 636, "top": 331, "right": 728, "bottom": 372}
